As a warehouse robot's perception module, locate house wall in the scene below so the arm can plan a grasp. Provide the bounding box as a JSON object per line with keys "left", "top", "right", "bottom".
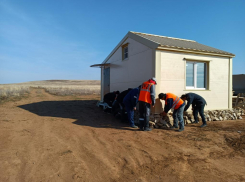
{"left": 106, "top": 37, "right": 153, "bottom": 92}
{"left": 158, "top": 51, "right": 231, "bottom": 110}
{"left": 233, "top": 74, "right": 245, "bottom": 95}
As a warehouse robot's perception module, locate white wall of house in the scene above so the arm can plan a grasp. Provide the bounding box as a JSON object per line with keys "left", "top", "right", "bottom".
{"left": 107, "top": 37, "right": 153, "bottom": 92}
{"left": 158, "top": 51, "right": 231, "bottom": 110}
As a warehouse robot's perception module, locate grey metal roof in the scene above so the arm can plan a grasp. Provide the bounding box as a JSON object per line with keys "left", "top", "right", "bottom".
{"left": 131, "top": 31, "right": 235, "bottom": 56}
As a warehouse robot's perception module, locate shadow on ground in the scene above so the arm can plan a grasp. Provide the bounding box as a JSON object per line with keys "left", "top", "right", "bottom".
{"left": 18, "top": 100, "right": 245, "bottom": 132}
{"left": 18, "top": 100, "right": 134, "bottom": 130}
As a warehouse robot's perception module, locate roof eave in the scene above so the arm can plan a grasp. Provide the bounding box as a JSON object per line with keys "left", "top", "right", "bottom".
{"left": 157, "top": 46, "right": 235, "bottom": 58}
{"left": 90, "top": 63, "right": 110, "bottom": 68}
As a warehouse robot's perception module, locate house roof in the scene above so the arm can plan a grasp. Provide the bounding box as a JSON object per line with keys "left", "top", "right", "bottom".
{"left": 131, "top": 31, "right": 235, "bottom": 57}
{"left": 101, "top": 31, "right": 235, "bottom": 64}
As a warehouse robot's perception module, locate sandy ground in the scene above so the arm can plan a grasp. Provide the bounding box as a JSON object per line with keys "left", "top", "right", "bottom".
{"left": 0, "top": 88, "right": 245, "bottom": 182}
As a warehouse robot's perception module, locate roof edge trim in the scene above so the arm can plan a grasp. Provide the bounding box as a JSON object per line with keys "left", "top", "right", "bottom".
{"left": 90, "top": 63, "right": 110, "bottom": 68}
{"left": 157, "top": 47, "right": 235, "bottom": 58}
{"left": 131, "top": 31, "right": 196, "bottom": 42}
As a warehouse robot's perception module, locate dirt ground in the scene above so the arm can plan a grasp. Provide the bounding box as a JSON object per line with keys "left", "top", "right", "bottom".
{"left": 1, "top": 88, "right": 245, "bottom": 182}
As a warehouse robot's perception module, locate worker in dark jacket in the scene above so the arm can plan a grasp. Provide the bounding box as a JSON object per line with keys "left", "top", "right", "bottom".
{"left": 116, "top": 88, "right": 132, "bottom": 105}
{"left": 123, "top": 87, "right": 140, "bottom": 128}
{"left": 159, "top": 93, "right": 185, "bottom": 132}
{"left": 103, "top": 91, "right": 120, "bottom": 107}
{"left": 181, "top": 93, "right": 207, "bottom": 127}
{"left": 112, "top": 88, "right": 132, "bottom": 118}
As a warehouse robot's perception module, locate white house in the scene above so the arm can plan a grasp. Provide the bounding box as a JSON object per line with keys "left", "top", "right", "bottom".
{"left": 91, "top": 31, "right": 235, "bottom": 113}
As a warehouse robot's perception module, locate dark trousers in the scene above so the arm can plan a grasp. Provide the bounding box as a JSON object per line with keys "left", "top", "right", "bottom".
{"left": 125, "top": 106, "right": 135, "bottom": 127}
{"left": 193, "top": 104, "right": 206, "bottom": 125}
{"left": 112, "top": 100, "right": 119, "bottom": 116}
{"left": 120, "top": 105, "right": 127, "bottom": 122}
{"left": 139, "top": 101, "right": 151, "bottom": 130}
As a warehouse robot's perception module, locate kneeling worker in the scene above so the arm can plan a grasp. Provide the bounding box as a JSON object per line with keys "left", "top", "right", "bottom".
{"left": 181, "top": 93, "right": 207, "bottom": 128}
{"left": 158, "top": 93, "right": 185, "bottom": 132}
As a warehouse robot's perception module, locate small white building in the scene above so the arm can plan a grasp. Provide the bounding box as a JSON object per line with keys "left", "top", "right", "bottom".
{"left": 91, "top": 31, "right": 235, "bottom": 112}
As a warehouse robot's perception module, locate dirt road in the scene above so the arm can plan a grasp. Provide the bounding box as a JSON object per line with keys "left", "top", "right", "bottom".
{"left": 0, "top": 88, "right": 245, "bottom": 182}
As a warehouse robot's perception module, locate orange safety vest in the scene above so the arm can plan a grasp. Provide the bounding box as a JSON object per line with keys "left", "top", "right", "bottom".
{"left": 165, "top": 93, "right": 184, "bottom": 110}
{"left": 138, "top": 81, "right": 154, "bottom": 104}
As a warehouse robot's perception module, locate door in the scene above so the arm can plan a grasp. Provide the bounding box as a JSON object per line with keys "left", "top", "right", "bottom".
{"left": 103, "top": 67, "right": 110, "bottom": 95}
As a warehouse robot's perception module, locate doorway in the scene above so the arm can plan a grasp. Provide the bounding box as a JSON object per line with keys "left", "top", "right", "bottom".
{"left": 103, "top": 67, "right": 110, "bottom": 95}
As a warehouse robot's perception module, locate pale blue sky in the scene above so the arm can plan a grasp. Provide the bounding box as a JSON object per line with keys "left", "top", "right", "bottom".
{"left": 0, "top": 0, "right": 244, "bottom": 84}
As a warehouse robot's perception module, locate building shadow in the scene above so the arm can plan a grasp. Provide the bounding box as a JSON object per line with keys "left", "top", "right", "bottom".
{"left": 18, "top": 100, "right": 136, "bottom": 130}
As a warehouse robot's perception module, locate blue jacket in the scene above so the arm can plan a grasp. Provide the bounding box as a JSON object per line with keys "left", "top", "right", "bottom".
{"left": 123, "top": 87, "right": 140, "bottom": 109}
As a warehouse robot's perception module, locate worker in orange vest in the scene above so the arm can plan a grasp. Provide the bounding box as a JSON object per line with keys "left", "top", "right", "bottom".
{"left": 158, "top": 93, "right": 185, "bottom": 132}
{"left": 138, "top": 77, "right": 157, "bottom": 131}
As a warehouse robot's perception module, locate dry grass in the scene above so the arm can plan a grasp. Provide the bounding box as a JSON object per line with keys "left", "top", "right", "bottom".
{"left": 0, "top": 80, "right": 100, "bottom": 101}
{"left": 0, "top": 86, "right": 30, "bottom": 100}
{"left": 43, "top": 85, "right": 100, "bottom": 95}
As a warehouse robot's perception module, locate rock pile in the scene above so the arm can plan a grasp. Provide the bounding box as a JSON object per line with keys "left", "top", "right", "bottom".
{"left": 149, "top": 113, "right": 174, "bottom": 129}
{"left": 149, "top": 108, "right": 245, "bottom": 129}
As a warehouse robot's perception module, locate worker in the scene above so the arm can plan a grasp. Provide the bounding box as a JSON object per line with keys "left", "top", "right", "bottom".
{"left": 123, "top": 86, "right": 140, "bottom": 128}
{"left": 181, "top": 93, "right": 207, "bottom": 128}
{"left": 138, "top": 77, "right": 157, "bottom": 131}
{"left": 103, "top": 91, "right": 120, "bottom": 107}
{"left": 158, "top": 93, "right": 185, "bottom": 132}
{"left": 112, "top": 88, "right": 132, "bottom": 117}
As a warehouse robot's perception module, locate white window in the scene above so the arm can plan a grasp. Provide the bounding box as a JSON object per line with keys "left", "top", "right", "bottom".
{"left": 186, "top": 61, "right": 207, "bottom": 89}
{"left": 122, "top": 43, "right": 128, "bottom": 60}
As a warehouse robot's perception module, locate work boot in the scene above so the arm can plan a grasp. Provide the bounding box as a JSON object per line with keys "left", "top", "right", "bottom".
{"left": 200, "top": 124, "right": 207, "bottom": 128}
{"left": 131, "top": 125, "right": 138, "bottom": 128}
{"left": 178, "top": 128, "right": 184, "bottom": 132}
{"left": 170, "top": 125, "right": 178, "bottom": 130}
{"left": 144, "top": 127, "right": 152, "bottom": 131}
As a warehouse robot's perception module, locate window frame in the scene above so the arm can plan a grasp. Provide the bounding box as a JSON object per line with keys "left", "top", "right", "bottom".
{"left": 122, "top": 43, "right": 129, "bottom": 60}
{"left": 185, "top": 60, "right": 208, "bottom": 90}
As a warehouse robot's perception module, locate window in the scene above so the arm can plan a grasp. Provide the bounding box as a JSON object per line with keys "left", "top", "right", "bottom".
{"left": 122, "top": 43, "right": 128, "bottom": 60}
{"left": 186, "top": 61, "right": 207, "bottom": 89}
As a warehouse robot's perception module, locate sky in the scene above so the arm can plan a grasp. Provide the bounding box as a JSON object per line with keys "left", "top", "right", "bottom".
{"left": 0, "top": 0, "right": 244, "bottom": 84}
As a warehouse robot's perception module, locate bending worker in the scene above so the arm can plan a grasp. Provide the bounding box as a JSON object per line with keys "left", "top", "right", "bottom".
{"left": 103, "top": 91, "right": 120, "bottom": 107}
{"left": 138, "top": 77, "right": 157, "bottom": 131}
{"left": 123, "top": 86, "right": 140, "bottom": 128}
{"left": 158, "top": 93, "right": 185, "bottom": 132}
{"left": 181, "top": 93, "right": 207, "bottom": 128}
{"left": 112, "top": 88, "right": 132, "bottom": 117}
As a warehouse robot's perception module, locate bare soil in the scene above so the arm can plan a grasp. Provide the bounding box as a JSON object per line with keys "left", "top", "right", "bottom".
{"left": 1, "top": 88, "right": 245, "bottom": 182}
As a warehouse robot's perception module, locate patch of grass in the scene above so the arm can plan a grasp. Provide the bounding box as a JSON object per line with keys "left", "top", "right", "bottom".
{"left": 43, "top": 85, "right": 100, "bottom": 96}
{"left": 0, "top": 80, "right": 101, "bottom": 102}
{"left": 0, "top": 86, "right": 30, "bottom": 103}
